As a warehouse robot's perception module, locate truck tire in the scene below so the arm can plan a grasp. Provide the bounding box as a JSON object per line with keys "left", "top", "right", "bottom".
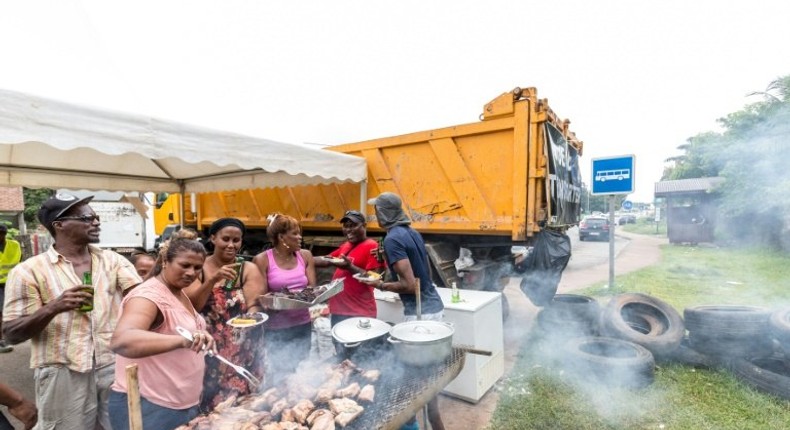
{"left": 598, "top": 293, "right": 684, "bottom": 357}
{"left": 729, "top": 356, "right": 790, "bottom": 400}
{"left": 537, "top": 294, "right": 601, "bottom": 337}
{"left": 563, "top": 336, "right": 655, "bottom": 389}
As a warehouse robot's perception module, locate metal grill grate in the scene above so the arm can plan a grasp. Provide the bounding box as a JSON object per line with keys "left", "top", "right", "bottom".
{"left": 347, "top": 347, "right": 466, "bottom": 430}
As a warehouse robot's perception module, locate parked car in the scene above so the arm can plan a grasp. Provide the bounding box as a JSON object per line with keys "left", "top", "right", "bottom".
{"left": 618, "top": 214, "right": 637, "bottom": 225}
{"left": 579, "top": 216, "right": 610, "bottom": 241}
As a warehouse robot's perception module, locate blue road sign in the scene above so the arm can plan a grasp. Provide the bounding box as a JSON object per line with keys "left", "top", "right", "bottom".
{"left": 622, "top": 200, "right": 633, "bottom": 210}
{"left": 591, "top": 155, "right": 635, "bottom": 195}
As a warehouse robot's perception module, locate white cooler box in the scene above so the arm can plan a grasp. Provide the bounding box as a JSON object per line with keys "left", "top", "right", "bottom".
{"left": 375, "top": 287, "right": 504, "bottom": 403}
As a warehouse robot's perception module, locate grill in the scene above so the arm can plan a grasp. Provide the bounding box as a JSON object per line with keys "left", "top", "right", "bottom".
{"left": 192, "top": 346, "right": 467, "bottom": 429}
{"left": 347, "top": 347, "right": 466, "bottom": 430}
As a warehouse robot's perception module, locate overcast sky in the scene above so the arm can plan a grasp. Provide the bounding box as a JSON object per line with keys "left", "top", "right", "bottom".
{"left": 2, "top": 0, "right": 789, "bottom": 202}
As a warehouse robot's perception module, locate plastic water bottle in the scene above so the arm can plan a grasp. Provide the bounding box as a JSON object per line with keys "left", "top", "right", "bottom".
{"left": 451, "top": 281, "right": 461, "bottom": 303}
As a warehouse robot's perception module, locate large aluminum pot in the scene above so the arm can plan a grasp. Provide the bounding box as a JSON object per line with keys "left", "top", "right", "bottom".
{"left": 331, "top": 317, "right": 392, "bottom": 347}
{"left": 388, "top": 321, "right": 454, "bottom": 366}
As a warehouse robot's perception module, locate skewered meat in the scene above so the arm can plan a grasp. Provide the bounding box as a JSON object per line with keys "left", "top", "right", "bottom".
{"left": 307, "top": 409, "right": 336, "bottom": 430}
{"left": 358, "top": 384, "right": 375, "bottom": 403}
{"left": 361, "top": 369, "right": 380, "bottom": 382}
{"left": 327, "top": 398, "right": 364, "bottom": 427}
{"left": 335, "top": 382, "right": 360, "bottom": 399}
{"left": 292, "top": 399, "right": 315, "bottom": 424}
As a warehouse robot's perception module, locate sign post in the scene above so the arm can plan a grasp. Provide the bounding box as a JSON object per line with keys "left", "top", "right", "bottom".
{"left": 591, "top": 155, "right": 635, "bottom": 288}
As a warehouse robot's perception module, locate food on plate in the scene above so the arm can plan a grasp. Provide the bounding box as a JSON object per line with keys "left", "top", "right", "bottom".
{"left": 229, "top": 312, "right": 266, "bottom": 326}
{"left": 364, "top": 271, "right": 381, "bottom": 280}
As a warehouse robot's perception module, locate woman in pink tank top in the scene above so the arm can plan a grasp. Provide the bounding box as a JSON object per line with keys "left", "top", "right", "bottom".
{"left": 253, "top": 214, "right": 317, "bottom": 388}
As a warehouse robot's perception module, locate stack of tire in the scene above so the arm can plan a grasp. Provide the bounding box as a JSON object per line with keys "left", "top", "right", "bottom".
{"left": 537, "top": 294, "right": 601, "bottom": 338}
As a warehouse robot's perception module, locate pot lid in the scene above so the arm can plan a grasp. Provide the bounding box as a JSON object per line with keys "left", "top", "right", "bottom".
{"left": 331, "top": 317, "right": 392, "bottom": 344}
{"left": 389, "top": 321, "right": 454, "bottom": 343}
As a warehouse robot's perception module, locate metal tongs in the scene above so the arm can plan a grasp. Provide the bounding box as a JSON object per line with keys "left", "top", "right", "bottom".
{"left": 175, "top": 326, "right": 261, "bottom": 388}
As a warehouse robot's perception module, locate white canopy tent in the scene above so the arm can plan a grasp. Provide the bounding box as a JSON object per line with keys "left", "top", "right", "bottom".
{"left": 0, "top": 89, "right": 367, "bottom": 194}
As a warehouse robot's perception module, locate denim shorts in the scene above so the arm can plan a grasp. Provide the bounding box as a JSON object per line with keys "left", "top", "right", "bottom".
{"left": 108, "top": 390, "right": 199, "bottom": 430}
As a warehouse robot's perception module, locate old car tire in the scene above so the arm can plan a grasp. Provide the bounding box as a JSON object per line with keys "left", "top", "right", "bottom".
{"left": 598, "top": 293, "right": 685, "bottom": 356}
{"left": 563, "top": 336, "right": 655, "bottom": 388}
{"left": 654, "top": 336, "right": 717, "bottom": 368}
{"left": 537, "top": 294, "right": 601, "bottom": 337}
{"left": 684, "top": 305, "right": 770, "bottom": 336}
{"left": 769, "top": 308, "right": 790, "bottom": 350}
{"left": 730, "top": 356, "right": 790, "bottom": 400}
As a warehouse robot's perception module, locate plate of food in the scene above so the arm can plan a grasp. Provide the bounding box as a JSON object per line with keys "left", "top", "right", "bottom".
{"left": 353, "top": 271, "right": 383, "bottom": 283}
{"left": 227, "top": 312, "right": 269, "bottom": 328}
{"left": 258, "top": 278, "right": 345, "bottom": 310}
{"left": 324, "top": 257, "right": 345, "bottom": 264}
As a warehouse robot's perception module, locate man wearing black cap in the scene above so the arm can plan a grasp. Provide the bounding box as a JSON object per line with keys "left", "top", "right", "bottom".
{"left": 363, "top": 192, "right": 445, "bottom": 430}
{"left": 0, "top": 223, "right": 22, "bottom": 353}
{"left": 315, "top": 210, "right": 384, "bottom": 333}
{"left": 2, "top": 193, "right": 142, "bottom": 430}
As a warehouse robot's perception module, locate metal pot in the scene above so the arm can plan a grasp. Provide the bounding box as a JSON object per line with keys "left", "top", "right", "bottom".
{"left": 331, "top": 317, "right": 392, "bottom": 347}
{"left": 388, "top": 321, "right": 455, "bottom": 366}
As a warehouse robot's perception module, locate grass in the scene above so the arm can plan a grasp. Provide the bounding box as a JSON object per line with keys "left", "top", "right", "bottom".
{"left": 489, "top": 241, "right": 790, "bottom": 430}
{"left": 619, "top": 217, "right": 666, "bottom": 236}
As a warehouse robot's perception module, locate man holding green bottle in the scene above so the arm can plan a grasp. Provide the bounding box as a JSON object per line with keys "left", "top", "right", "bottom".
{"left": 2, "top": 193, "right": 141, "bottom": 430}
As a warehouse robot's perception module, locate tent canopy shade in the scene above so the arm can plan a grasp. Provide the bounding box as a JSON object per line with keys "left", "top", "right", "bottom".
{"left": 0, "top": 89, "right": 367, "bottom": 194}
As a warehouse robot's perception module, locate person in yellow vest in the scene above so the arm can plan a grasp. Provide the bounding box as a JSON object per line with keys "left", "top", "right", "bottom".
{"left": 0, "top": 223, "right": 22, "bottom": 353}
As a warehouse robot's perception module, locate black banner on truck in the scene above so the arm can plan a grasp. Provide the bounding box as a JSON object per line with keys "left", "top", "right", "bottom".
{"left": 545, "top": 123, "right": 582, "bottom": 226}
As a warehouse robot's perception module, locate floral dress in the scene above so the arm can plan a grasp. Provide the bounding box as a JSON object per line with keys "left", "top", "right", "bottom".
{"left": 198, "top": 264, "right": 264, "bottom": 412}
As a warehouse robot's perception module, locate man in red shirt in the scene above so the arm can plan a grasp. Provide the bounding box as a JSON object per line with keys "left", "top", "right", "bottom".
{"left": 315, "top": 210, "right": 384, "bottom": 334}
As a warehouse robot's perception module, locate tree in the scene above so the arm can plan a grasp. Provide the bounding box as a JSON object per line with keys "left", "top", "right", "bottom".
{"left": 663, "top": 75, "right": 790, "bottom": 249}
{"left": 22, "top": 188, "right": 54, "bottom": 229}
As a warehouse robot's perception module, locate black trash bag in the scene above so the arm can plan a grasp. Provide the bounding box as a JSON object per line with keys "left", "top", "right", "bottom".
{"left": 517, "top": 229, "right": 571, "bottom": 306}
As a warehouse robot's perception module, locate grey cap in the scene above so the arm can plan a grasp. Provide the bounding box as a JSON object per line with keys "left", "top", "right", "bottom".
{"left": 367, "top": 192, "right": 403, "bottom": 210}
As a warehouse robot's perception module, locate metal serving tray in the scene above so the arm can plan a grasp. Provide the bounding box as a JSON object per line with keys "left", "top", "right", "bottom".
{"left": 258, "top": 278, "right": 345, "bottom": 310}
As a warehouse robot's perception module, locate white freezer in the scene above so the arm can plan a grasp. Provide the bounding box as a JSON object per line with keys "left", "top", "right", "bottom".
{"left": 375, "top": 287, "right": 504, "bottom": 403}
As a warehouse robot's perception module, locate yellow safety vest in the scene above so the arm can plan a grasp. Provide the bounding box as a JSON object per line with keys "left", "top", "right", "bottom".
{"left": 0, "top": 239, "right": 21, "bottom": 283}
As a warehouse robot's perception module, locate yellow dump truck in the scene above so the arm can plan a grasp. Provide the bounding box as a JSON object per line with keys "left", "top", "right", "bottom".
{"left": 156, "top": 87, "right": 584, "bottom": 312}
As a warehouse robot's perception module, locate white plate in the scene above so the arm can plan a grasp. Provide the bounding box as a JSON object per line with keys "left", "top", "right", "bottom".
{"left": 353, "top": 273, "right": 382, "bottom": 283}
{"left": 325, "top": 257, "right": 345, "bottom": 264}
{"left": 226, "top": 312, "right": 269, "bottom": 328}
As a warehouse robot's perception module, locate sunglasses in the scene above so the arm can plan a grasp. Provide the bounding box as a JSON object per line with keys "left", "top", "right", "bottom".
{"left": 56, "top": 215, "right": 101, "bottom": 224}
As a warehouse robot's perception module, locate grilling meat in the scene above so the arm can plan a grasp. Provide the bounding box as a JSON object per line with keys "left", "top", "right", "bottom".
{"left": 270, "top": 398, "right": 288, "bottom": 418}
{"left": 327, "top": 398, "right": 364, "bottom": 428}
{"left": 292, "top": 399, "right": 315, "bottom": 424}
{"left": 358, "top": 384, "right": 375, "bottom": 403}
{"left": 307, "top": 409, "right": 336, "bottom": 430}
{"left": 360, "top": 369, "right": 380, "bottom": 383}
{"left": 335, "top": 382, "right": 360, "bottom": 399}
{"left": 281, "top": 408, "right": 295, "bottom": 422}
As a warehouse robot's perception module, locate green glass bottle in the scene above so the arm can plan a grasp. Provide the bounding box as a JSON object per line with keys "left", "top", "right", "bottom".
{"left": 224, "top": 256, "right": 245, "bottom": 290}
{"left": 80, "top": 271, "right": 94, "bottom": 312}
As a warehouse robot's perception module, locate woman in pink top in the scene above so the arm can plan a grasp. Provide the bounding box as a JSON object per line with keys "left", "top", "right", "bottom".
{"left": 253, "top": 214, "right": 317, "bottom": 387}
{"left": 108, "top": 238, "right": 214, "bottom": 430}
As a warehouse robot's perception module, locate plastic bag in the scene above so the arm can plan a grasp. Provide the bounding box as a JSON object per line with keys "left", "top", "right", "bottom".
{"left": 454, "top": 247, "right": 475, "bottom": 273}
{"left": 518, "top": 230, "right": 571, "bottom": 306}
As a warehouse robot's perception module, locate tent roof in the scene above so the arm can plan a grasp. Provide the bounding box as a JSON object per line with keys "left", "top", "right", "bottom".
{"left": 0, "top": 89, "right": 366, "bottom": 194}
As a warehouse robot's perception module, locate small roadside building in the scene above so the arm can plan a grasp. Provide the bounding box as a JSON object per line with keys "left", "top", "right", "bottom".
{"left": 0, "top": 186, "right": 24, "bottom": 232}
{"left": 654, "top": 177, "right": 724, "bottom": 245}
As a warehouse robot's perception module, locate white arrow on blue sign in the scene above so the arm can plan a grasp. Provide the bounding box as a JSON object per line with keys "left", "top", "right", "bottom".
{"left": 591, "top": 155, "right": 635, "bottom": 195}
{"left": 622, "top": 200, "right": 633, "bottom": 210}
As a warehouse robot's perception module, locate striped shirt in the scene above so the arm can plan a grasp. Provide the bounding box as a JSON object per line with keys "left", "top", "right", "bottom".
{"left": 3, "top": 245, "right": 141, "bottom": 372}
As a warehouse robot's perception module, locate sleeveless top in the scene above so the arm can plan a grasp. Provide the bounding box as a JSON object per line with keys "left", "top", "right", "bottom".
{"left": 264, "top": 249, "right": 311, "bottom": 329}
{"left": 112, "top": 277, "right": 206, "bottom": 409}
